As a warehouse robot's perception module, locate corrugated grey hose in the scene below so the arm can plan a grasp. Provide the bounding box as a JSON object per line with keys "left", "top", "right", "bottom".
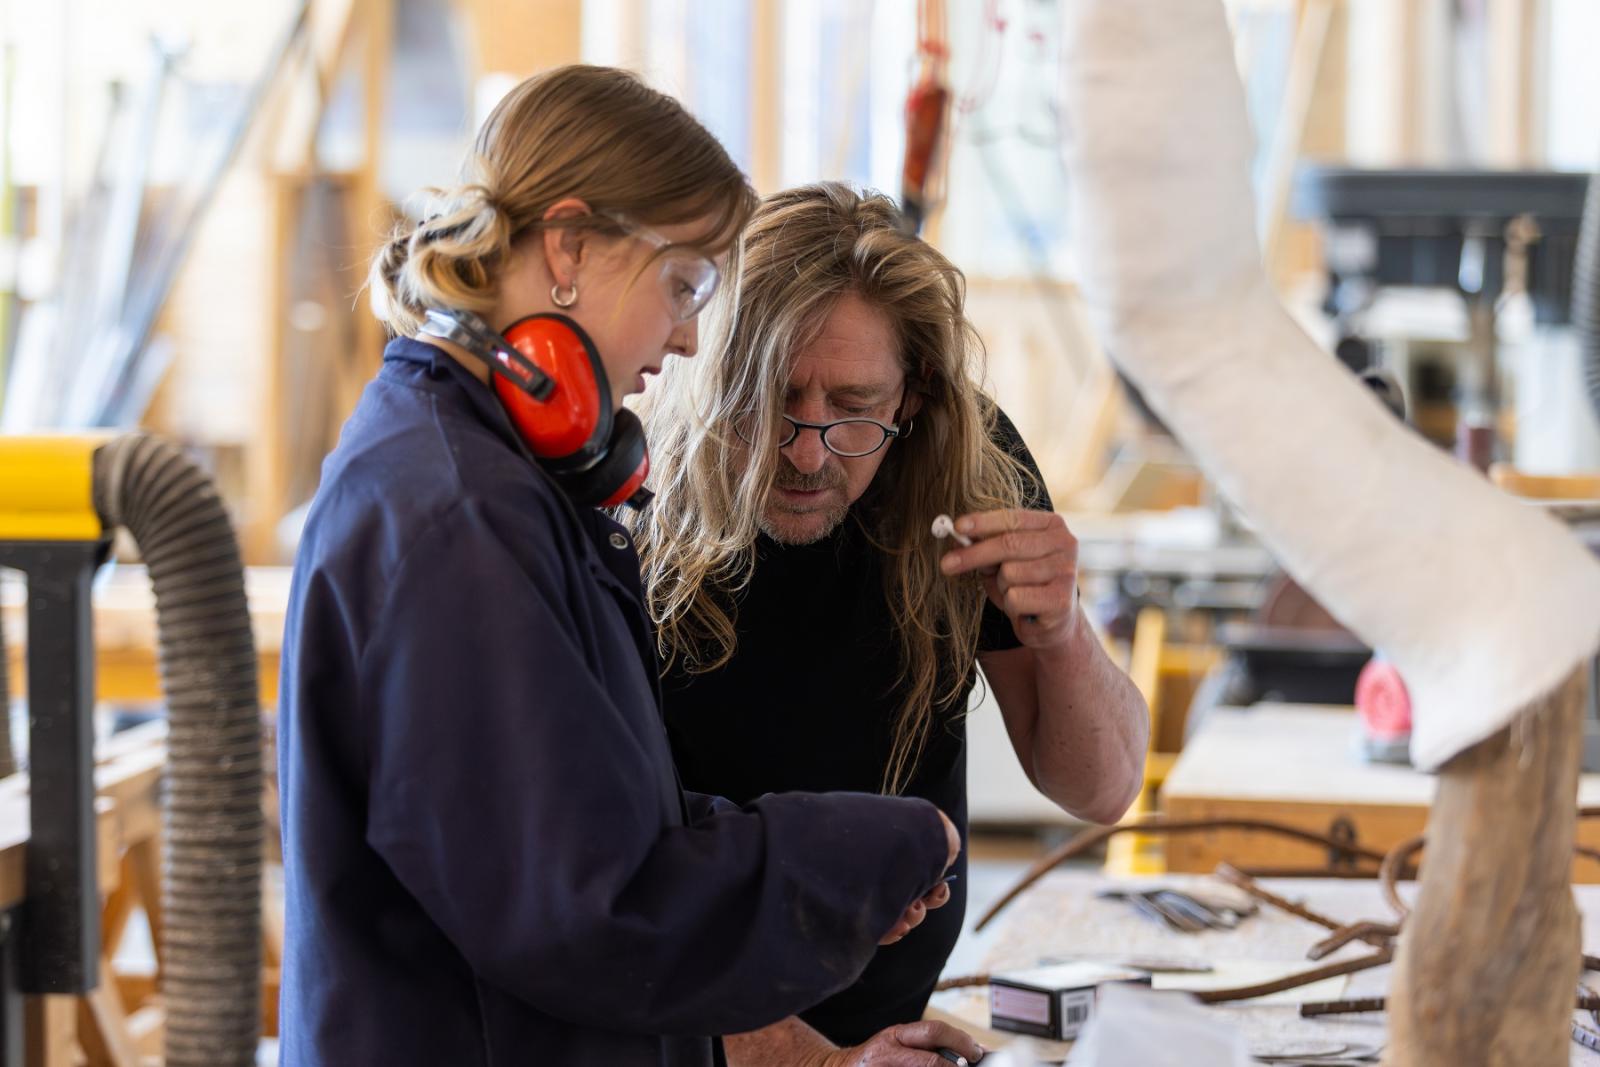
{"left": 1579, "top": 170, "right": 1600, "bottom": 424}
{"left": 0, "top": 617, "right": 13, "bottom": 777}
{"left": 93, "top": 433, "right": 261, "bottom": 1067}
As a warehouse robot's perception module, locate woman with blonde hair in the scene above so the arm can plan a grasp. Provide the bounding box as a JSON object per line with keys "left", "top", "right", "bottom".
{"left": 277, "top": 69, "right": 969, "bottom": 1067}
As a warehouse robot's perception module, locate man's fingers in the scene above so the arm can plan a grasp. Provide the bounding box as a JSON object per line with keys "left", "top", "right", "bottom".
{"left": 1003, "top": 584, "right": 1068, "bottom": 622}
{"left": 954, "top": 508, "right": 1059, "bottom": 538}
{"left": 940, "top": 530, "right": 1060, "bottom": 575}
{"left": 939, "top": 512, "right": 1077, "bottom": 578}
{"left": 890, "top": 1020, "right": 986, "bottom": 1062}
{"left": 994, "top": 557, "right": 1069, "bottom": 592}
{"left": 920, "top": 881, "right": 952, "bottom": 910}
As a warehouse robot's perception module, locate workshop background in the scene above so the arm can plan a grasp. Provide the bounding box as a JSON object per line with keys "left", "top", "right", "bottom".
{"left": 3, "top": 0, "right": 1600, "bottom": 1064}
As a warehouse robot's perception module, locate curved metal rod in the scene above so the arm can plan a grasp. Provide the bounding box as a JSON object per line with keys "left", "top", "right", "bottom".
{"left": 1307, "top": 920, "right": 1400, "bottom": 961}
{"left": 1379, "top": 834, "right": 1426, "bottom": 922}
{"left": 1231, "top": 866, "right": 1388, "bottom": 879}
{"left": 973, "top": 817, "right": 1394, "bottom": 932}
{"left": 937, "top": 950, "right": 1395, "bottom": 1002}
{"left": 1192, "top": 948, "right": 1393, "bottom": 1004}
{"left": 1214, "top": 863, "right": 1361, "bottom": 935}
{"left": 1309, "top": 992, "right": 1600, "bottom": 1018}
{"left": 1379, "top": 823, "right": 1600, "bottom": 924}
{"left": 974, "top": 809, "right": 1600, "bottom": 939}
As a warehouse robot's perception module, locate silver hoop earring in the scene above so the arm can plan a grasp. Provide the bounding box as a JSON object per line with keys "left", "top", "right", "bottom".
{"left": 551, "top": 282, "right": 579, "bottom": 308}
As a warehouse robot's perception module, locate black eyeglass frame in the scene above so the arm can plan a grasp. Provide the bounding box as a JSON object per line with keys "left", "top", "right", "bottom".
{"left": 765, "top": 413, "right": 913, "bottom": 458}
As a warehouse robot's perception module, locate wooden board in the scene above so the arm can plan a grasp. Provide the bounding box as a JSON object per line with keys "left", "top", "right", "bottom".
{"left": 3, "top": 565, "right": 288, "bottom": 707}
{"left": 1163, "top": 704, "right": 1600, "bottom": 882}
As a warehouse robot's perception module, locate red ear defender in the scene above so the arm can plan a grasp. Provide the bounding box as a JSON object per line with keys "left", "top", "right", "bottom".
{"left": 589, "top": 412, "right": 652, "bottom": 509}
{"left": 418, "top": 308, "right": 653, "bottom": 510}
{"left": 602, "top": 456, "right": 651, "bottom": 509}
{"left": 495, "top": 314, "right": 613, "bottom": 466}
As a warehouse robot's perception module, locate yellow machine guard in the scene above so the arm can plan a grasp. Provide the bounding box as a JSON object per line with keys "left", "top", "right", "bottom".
{"left": 0, "top": 435, "right": 110, "bottom": 541}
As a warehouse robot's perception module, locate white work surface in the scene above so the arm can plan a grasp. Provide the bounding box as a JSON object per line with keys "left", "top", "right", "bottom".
{"left": 929, "top": 870, "right": 1600, "bottom": 1065}
{"left": 1165, "top": 704, "right": 1600, "bottom": 808}
{"left": 1159, "top": 705, "right": 1600, "bottom": 881}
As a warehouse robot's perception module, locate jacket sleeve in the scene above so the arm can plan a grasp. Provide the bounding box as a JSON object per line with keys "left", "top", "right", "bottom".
{"left": 362, "top": 496, "right": 951, "bottom": 1037}
{"left": 683, "top": 789, "right": 740, "bottom": 823}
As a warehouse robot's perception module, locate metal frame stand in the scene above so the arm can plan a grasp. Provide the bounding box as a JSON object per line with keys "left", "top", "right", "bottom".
{"left": 0, "top": 538, "right": 110, "bottom": 1021}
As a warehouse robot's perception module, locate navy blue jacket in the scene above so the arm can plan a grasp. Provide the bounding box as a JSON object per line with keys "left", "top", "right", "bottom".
{"left": 277, "top": 338, "right": 951, "bottom": 1067}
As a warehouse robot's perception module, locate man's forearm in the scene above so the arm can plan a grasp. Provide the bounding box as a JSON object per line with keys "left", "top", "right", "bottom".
{"left": 1029, "top": 607, "right": 1149, "bottom": 823}
{"left": 724, "top": 1016, "right": 837, "bottom": 1067}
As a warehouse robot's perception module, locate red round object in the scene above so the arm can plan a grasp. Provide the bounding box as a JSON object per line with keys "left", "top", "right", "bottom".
{"left": 495, "top": 315, "right": 606, "bottom": 461}
{"left": 597, "top": 452, "right": 650, "bottom": 510}
{"left": 1355, "top": 657, "right": 1412, "bottom": 741}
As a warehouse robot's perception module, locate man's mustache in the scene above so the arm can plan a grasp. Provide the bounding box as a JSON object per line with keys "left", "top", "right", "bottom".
{"left": 771, "top": 458, "right": 845, "bottom": 493}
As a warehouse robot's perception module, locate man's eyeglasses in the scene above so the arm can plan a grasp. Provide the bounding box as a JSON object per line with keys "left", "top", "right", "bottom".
{"left": 604, "top": 213, "right": 721, "bottom": 322}
{"left": 736, "top": 413, "right": 910, "bottom": 458}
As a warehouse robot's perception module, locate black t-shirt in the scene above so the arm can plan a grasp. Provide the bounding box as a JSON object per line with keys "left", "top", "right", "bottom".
{"left": 661, "top": 408, "right": 1051, "bottom": 1046}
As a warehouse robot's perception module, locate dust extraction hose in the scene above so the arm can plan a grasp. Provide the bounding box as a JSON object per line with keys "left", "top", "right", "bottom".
{"left": 93, "top": 433, "right": 261, "bottom": 1067}
{"left": 0, "top": 613, "right": 13, "bottom": 777}
{"left": 1578, "top": 170, "right": 1600, "bottom": 424}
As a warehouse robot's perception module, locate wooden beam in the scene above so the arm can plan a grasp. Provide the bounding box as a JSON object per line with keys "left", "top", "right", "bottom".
{"left": 749, "top": 0, "right": 782, "bottom": 195}
{"left": 78, "top": 961, "right": 140, "bottom": 1067}
{"left": 100, "top": 860, "right": 137, "bottom": 963}
{"left": 124, "top": 1005, "right": 162, "bottom": 1060}
{"left": 247, "top": 172, "right": 299, "bottom": 564}
{"left": 1387, "top": 665, "right": 1585, "bottom": 1064}
{"left": 1301, "top": 0, "right": 1349, "bottom": 160}
{"left": 458, "top": 0, "right": 582, "bottom": 77}
{"left": 1263, "top": 0, "right": 1336, "bottom": 275}
{"left": 110, "top": 969, "right": 158, "bottom": 1017}
{"left": 346, "top": 0, "right": 397, "bottom": 410}
{"left": 1347, "top": 0, "right": 1441, "bottom": 165}
{"left": 262, "top": 964, "right": 281, "bottom": 1038}
{"left": 124, "top": 840, "right": 164, "bottom": 978}
{"left": 1487, "top": 0, "right": 1542, "bottom": 166}
{"left": 25, "top": 996, "right": 78, "bottom": 1067}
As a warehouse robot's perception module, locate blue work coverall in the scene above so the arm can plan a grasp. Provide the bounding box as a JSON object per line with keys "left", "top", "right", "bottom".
{"left": 277, "top": 337, "right": 951, "bottom": 1066}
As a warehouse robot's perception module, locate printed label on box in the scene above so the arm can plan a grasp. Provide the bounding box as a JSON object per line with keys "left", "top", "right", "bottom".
{"left": 1058, "top": 989, "right": 1095, "bottom": 1039}
{"left": 991, "top": 984, "right": 1051, "bottom": 1027}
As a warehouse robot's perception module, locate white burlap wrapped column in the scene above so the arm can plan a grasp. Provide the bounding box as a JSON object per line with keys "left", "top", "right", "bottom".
{"left": 1060, "top": 3, "right": 1600, "bottom": 1061}
{"left": 1060, "top": 0, "right": 1600, "bottom": 772}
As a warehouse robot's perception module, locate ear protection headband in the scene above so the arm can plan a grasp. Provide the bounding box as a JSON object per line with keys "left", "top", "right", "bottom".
{"left": 420, "top": 308, "right": 652, "bottom": 509}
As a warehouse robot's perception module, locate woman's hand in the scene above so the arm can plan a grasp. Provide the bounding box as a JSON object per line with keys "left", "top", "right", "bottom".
{"left": 879, "top": 809, "right": 962, "bottom": 945}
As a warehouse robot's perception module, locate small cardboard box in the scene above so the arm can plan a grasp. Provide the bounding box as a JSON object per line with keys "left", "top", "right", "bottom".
{"left": 988, "top": 962, "right": 1153, "bottom": 1041}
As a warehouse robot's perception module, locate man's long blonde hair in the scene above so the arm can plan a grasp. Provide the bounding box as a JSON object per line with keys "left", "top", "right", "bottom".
{"left": 632, "top": 183, "right": 1028, "bottom": 795}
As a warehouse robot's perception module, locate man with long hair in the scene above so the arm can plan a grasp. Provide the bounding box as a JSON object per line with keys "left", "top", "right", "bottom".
{"left": 631, "top": 183, "right": 1147, "bottom": 1066}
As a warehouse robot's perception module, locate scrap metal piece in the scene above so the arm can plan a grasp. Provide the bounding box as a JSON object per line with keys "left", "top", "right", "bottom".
{"left": 1251, "top": 1041, "right": 1349, "bottom": 1061}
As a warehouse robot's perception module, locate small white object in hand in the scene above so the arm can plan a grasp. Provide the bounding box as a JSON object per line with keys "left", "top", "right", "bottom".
{"left": 931, "top": 514, "right": 972, "bottom": 547}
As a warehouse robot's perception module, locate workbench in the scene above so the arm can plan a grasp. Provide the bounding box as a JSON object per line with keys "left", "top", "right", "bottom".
{"left": 930, "top": 870, "right": 1600, "bottom": 1064}
{"left": 2, "top": 566, "right": 289, "bottom": 709}
{"left": 1162, "top": 704, "right": 1600, "bottom": 882}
